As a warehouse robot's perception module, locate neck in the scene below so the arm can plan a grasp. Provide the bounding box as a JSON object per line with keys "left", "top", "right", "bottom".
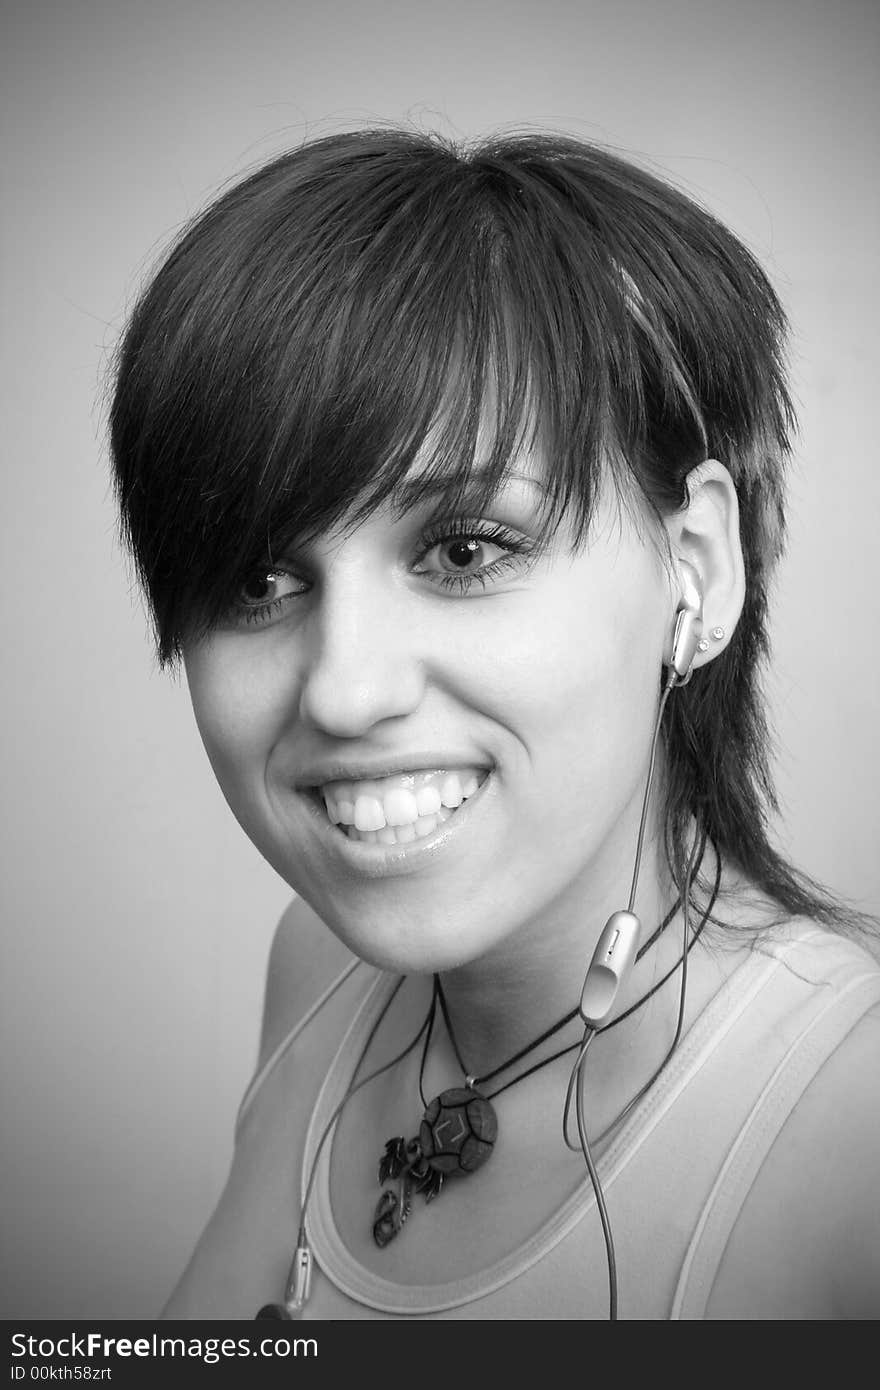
{"left": 434, "top": 831, "right": 694, "bottom": 1083}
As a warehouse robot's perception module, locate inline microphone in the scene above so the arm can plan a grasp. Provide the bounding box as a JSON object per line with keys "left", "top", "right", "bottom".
{"left": 579, "top": 910, "right": 641, "bottom": 1027}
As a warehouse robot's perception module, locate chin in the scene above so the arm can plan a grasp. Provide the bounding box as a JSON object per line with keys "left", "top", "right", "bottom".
{"left": 315, "top": 895, "right": 509, "bottom": 977}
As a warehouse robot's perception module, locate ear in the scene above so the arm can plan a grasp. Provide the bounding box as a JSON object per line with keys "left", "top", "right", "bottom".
{"left": 664, "top": 460, "right": 745, "bottom": 669}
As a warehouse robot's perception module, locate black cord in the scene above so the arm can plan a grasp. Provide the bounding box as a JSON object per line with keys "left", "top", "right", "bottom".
{"left": 299, "top": 851, "right": 714, "bottom": 1255}
{"left": 627, "top": 677, "right": 675, "bottom": 913}
{"left": 283, "top": 822, "right": 719, "bottom": 1320}
{"left": 488, "top": 884, "right": 711, "bottom": 1102}
{"left": 576, "top": 1041, "right": 617, "bottom": 1319}
{"left": 595, "top": 834, "right": 723, "bottom": 1144}
{"left": 565, "top": 831, "right": 723, "bottom": 1319}
{"left": 434, "top": 858, "right": 702, "bottom": 1099}
{"left": 296, "top": 975, "right": 435, "bottom": 1246}
{"left": 417, "top": 977, "right": 440, "bottom": 1108}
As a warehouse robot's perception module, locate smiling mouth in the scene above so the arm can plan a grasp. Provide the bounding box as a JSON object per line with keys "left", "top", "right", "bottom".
{"left": 314, "top": 768, "right": 489, "bottom": 845}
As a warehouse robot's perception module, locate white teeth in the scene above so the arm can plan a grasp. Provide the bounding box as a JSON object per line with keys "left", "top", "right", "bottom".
{"left": 383, "top": 788, "right": 420, "bottom": 826}
{"left": 439, "top": 774, "right": 464, "bottom": 808}
{"left": 343, "top": 800, "right": 460, "bottom": 844}
{"left": 415, "top": 784, "right": 442, "bottom": 816}
{"left": 321, "top": 766, "right": 488, "bottom": 835}
{"left": 353, "top": 796, "right": 385, "bottom": 832}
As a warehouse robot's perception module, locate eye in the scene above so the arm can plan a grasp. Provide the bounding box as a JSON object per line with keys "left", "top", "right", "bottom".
{"left": 413, "top": 521, "right": 536, "bottom": 593}
{"left": 421, "top": 534, "right": 508, "bottom": 575}
{"left": 228, "top": 567, "right": 305, "bottom": 625}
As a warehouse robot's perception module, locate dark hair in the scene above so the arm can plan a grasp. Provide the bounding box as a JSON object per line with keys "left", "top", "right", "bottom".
{"left": 109, "top": 127, "right": 855, "bottom": 930}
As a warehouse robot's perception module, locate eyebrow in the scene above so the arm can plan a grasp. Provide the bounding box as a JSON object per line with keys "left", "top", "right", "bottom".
{"left": 390, "top": 467, "right": 548, "bottom": 513}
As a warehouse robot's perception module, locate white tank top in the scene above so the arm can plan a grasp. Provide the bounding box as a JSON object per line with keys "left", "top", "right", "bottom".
{"left": 236, "top": 923, "right": 880, "bottom": 1319}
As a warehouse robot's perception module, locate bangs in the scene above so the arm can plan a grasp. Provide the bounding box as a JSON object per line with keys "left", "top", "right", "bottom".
{"left": 110, "top": 130, "right": 792, "bottom": 663}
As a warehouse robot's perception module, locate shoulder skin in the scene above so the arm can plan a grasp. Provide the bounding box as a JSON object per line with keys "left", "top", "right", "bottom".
{"left": 159, "top": 896, "right": 354, "bottom": 1319}
{"left": 256, "top": 894, "right": 357, "bottom": 1073}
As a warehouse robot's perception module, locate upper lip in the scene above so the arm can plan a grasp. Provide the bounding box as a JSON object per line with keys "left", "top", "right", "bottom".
{"left": 295, "top": 754, "right": 493, "bottom": 788}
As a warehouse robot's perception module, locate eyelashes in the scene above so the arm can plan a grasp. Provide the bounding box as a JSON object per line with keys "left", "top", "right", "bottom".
{"left": 225, "top": 517, "right": 539, "bottom": 628}
{"left": 229, "top": 569, "right": 307, "bottom": 626}
{"left": 413, "top": 518, "right": 537, "bottom": 592}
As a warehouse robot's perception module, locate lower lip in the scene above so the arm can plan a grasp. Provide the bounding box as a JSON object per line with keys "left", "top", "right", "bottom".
{"left": 302, "top": 775, "right": 492, "bottom": 877}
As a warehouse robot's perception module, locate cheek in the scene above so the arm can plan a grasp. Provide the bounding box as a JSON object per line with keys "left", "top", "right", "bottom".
{"left": 485, "top": 561, "right": 666, "bottom": 763}
{"left": 183, "top": 643, "right": 292, "bottom": 804}
{"left": 478, "top": 568, "right": 666, "bottom": 893}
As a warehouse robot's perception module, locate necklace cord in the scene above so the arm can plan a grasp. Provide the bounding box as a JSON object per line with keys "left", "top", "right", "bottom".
{"left": 563, "top": 826, "right": 722, "bottom": 1320}
{"left": 297, "top": 849, "right": 706, "bottom": 1257}
{"left": 281, "top": 826, "right": 719, "bottom": 1316}
{"left": 436, "top": 827, "right": 709, "bottom": 1103}
{"left": 297, "top": 975, "right": 436, "bottom": 1243}
{"left": 435, "top": 833, "right": 706, "bottom": 1098}
{"left": 562, "top": 825, "right": 719, "bottom": 1155}
{"left": 272, "top": 977, "right": 440, "bottom": 1314}
{"left": 435, "top": 974, "right": 469, "bottom": 1076}
{"left": 263, "top": 656, "right": 720, "bottom": 1318}
{"left": 417, "top": 977, "right": 440, "bottom": 1109}
{"left": 595, "top": 830, "right": 722, "bottom": 1144}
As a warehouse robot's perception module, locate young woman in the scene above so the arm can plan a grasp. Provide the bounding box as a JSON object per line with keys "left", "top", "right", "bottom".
{"left": 110, "top": 129, "right": 880, "bottom": 1319}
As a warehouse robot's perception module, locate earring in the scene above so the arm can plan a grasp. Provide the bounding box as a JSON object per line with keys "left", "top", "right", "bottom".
{"left": 710, "top": 626, "right": 725, "bottom": 641}
{"left": 697, "top": 638, "right": 709, "bottom": 652}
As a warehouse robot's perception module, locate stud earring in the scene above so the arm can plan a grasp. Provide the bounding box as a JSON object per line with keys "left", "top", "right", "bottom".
{"left": 697, "top": 638, "right": 709, "bottom": 652}
{"left": 710, "top": 626, "right": 725, "bottom": 641}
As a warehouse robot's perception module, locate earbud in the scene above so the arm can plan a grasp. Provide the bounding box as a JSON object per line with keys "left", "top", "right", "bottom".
{"left": 578, "top": 562, "right": 705, "bottom": 1029}
{"left": 667, "top": 560, "right": 704, "bottom": 685}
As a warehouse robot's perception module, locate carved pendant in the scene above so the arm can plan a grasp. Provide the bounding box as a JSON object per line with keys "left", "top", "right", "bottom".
{"left": 372, "top": 1087, "right": 498, "bottom": 1247}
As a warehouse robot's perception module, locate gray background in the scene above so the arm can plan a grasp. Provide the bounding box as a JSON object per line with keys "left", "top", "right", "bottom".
{"left": 1, "top": 0, "right": 877, "bottom": 1318}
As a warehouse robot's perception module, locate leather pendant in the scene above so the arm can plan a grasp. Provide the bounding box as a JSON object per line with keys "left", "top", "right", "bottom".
{"left": 372, "top": 1087, "right": 498, "bottom": 1247}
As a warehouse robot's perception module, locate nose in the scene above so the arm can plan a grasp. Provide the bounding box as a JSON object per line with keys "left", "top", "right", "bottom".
{"left": 296, "top": 567, "right": 426, "bottom": 738}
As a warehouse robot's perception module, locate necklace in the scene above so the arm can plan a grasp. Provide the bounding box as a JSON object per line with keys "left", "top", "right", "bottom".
{"left": 371, "top": 862, "right": 712, "bottom": 1248}
{"left": 256, "top": 839, "right": 719, "bottom": 1317}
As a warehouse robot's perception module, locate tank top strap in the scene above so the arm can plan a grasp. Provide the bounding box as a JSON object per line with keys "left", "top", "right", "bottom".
{"left": 671, "top": 934, "right": 880, "bottom": 1318}
{"left": 234, "top": 955, "right": 366, "bottom": 1136}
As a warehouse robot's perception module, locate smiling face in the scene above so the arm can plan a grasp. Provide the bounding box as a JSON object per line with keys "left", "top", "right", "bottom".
{"left": 183, "top": 456, "right": 674, "bottom": 976}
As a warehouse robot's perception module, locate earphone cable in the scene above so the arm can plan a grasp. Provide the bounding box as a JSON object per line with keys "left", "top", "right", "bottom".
{"left": 293, "top": 862, "right": 709, "bottom": 1303}
{"left": 285, "top": 821, "right": 717, "bottom": 1317}
{"left": 627, "top": 674, "right": 675, "bottom": 914}
{"left": 436, "top": 682, "right": 695, "bottom": 1092}
{"left": 436, "top": 875, "right": 699, "bottom": 1097}
{"left": 593, "top": 830, "right": 721, "bottom": 1145}
{"left": 562, "top": 825, "right": 717, "bottom": 1153}
{"left": 479, "top": 828, "right": 709, "bottom": 1099}
{"left": 297, "top": 975, "right": 436, "bottom": 1247}
{"left": 576, "top": 1050, "right": 617, "bottom": 1320}
{"left": 488, "top": 886, "right": 708, "bottom": 1102}
{"left": 564, "top": 826, "right": 722, "bottom": 1320}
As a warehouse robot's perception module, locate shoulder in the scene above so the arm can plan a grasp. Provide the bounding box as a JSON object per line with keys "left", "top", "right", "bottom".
{"left": 735, "top": 914, "right": 880, "bottom": 1000}
{"left": 161, "top": 903, "right": 358, "bottom": 1318}
{"left": 256, "top": 895, "right": 358, "bottom": 1074}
